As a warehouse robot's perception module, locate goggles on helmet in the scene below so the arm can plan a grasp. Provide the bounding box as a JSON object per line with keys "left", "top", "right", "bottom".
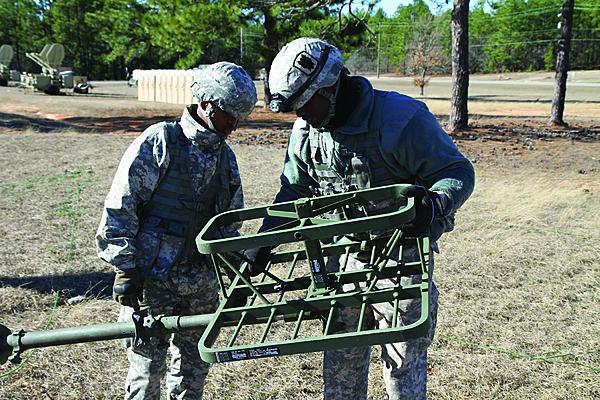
{"left": 269, "top": 46, "right": 332, "bottom": 113}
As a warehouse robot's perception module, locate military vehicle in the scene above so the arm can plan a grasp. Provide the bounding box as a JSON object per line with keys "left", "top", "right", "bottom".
{"left": 0, "top": 44, "right": 13, "bottom": 86}
{"left": 20, "top": 43, "right": 90, "bottom": 95}
{"left": 1, "top": 185, "right": 430, "bottom": 365}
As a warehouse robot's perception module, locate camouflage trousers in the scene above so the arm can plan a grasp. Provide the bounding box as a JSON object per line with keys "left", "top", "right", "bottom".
{"left": 118, "top": 262, "right": 219, "bottom": 400}
{"left": 323, "top": 244, "right": 439, "bottom": 400}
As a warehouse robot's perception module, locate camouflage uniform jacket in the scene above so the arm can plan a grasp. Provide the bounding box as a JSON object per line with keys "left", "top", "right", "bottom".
{"left": 96, "top": 105, "right": 243, "bottom": 279}
{"left": 264, "top": 77, "right": 475, "bottom": 242}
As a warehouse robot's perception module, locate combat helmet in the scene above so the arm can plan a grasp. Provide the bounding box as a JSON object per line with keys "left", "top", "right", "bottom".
{"left": 191, "top": 62, "right": 257, "bottom": 132}
{"left": 268, "top": 38, "right": 345, "bottom": 126}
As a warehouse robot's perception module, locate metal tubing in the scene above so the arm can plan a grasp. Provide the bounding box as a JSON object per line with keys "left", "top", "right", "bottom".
{"left": 196, "top": 186, "right": 415, "bottom": 254}
{"left": 285, "top": 253, "right": 300, "bottom": 280}
{"left": 219, "top": 254, "right": 271, "bottom": 304}
{"left": 228, "top": 311, "right": 247, "bottom": 347}
{"left": 291, "top": 309, "right": 305, "bottom": 340}
{"left": 2, "top": 314, "right": 213, "bottom": 356}
{"left": 260, "top": 308, "right": 277, "bottom": 343}
{"left": 357, "top": 299, "right": 368, "bottom": 332}
{"left": 340, "top": 246, "right": 351, "bottom": 272}
{"left": 323, "top": 300, "right": 337, "bottom": 335}
{"left": 392, "top": 292, "right": 400, "bottom": 328}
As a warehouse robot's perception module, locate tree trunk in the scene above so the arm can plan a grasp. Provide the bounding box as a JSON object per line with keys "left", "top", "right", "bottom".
{"left": 14, "top": 0, "right": 21, "bottom": 71}
{"left": 263, "top": 68, "right": 271, "bottom": 109}
{"left": 549, "top": 0, "right": 574, "bottom": 126}
{"left": 448, "top": 0, "right": 469, "bottom": 132}
{"left": 261, "top": 7, "right": 278, "bottom": 109}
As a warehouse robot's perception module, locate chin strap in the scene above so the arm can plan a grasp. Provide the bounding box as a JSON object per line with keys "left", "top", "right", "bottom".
{"left": 315, "top": 77, "right": 342, "bottom": 128}
{"left": 201, "top": 102, "right": 240, "bottom": 136}
{"left": 202, "top": 103, "right": 219, "bottom": 132}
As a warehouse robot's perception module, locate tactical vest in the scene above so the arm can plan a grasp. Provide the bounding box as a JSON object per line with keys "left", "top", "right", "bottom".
{"left": 308, "top": 88, "right": 455, "bottom": 244}
{"left": 308, "top": 117, "right": 404, "bottom": 220}
{"left": 309, "top": 129, "right": 398, "bottom": 190}
{"left": 308, "top": 88, "right": 418, "bottom": 196}
{"left": 138, "top": 122, "right": 233, "bottom": 276}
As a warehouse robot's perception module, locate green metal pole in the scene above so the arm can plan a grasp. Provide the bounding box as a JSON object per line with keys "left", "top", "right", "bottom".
{"left": 0, "top": 313, "right": 214, "bottom": 365}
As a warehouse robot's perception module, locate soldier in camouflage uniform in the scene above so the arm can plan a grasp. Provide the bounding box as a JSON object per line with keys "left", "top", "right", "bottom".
{"left": 248, "top": 38, "right": 475, "bottom": 399}
{"left": 96, "top": 62, "right": 257, "bottom": 400}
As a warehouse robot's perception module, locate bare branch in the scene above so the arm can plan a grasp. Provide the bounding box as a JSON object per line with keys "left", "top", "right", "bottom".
{"left": 285, "top": 0, "right": 329, "bottom": 15}
{"left": 346, "top": 0, "right": 375, "bottom": 37}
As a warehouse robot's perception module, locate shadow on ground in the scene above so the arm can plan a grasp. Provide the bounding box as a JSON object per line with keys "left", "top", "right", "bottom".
{"left": 0, "top": 111, "right": 294, "bottom": 134}
{"left": 66, "top": 115, "right": 176, "bottom": 133}
{"left": 0, "top": 112, "right": 174, "bottom": 133}
{"left": 0, "top": 112, "right": 75, "bottom": 132}
{"left": 0, "top": 271, "right": 113, "bottom": 299}
{"left": 78, "top": 92, "right": 134, "bottom": 99}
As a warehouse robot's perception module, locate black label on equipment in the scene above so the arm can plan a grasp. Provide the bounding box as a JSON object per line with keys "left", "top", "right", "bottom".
{"left": 230, "top": 350, "right": 249, "bottom": 360}
{"left": 215, "top": 351, "right": 231, "bottom": 362}
{"left": 215, "top": 347, "right": 280, "bottom": 363}
{"left": 310, "top": 259, "right": 322, "bottom": 273}
{"left": 249, "top": 347, "right": 280, "bottom": 358}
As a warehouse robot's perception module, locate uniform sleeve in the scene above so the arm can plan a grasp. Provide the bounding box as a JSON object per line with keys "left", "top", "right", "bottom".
{"left": 260, "top": 119, "right": 316, "bottom": 232}
{"left": 95, "top": 125, "right": 169, "bottom": 270}
{"left": 216, "top": 145, "right": 244, "bottom": 239}
{"left": 385, "top": 106, "right": 475, "bottom": 216}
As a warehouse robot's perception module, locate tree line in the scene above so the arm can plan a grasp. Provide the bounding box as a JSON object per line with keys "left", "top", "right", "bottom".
{"left": 1, "top": 0, "right": 597, "bottom": 80}
{"left": 359, "top": 0, "right": 598, "bottom": 76}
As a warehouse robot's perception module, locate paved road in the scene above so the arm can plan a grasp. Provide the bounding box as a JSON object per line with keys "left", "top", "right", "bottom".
{"left": 364, "top": 76, "right": 600, "bottom": 103}
{"left": 90, "top": 70, "right": 600, "bottom": 104}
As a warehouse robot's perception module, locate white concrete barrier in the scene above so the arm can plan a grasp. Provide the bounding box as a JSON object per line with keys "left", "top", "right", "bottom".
{"left": 136, "top": 69, "right": 196, "bottom": 104}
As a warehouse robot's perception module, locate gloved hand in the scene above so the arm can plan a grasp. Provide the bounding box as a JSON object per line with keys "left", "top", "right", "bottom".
{"left": 242, "top": 247, "right": 272, "bottom": 277}
{"left": 227, "top": 290, "right": 248, "bottom": 308}
{"left": 399, "top": 185, "right": 446, "bottom": 237}
{"left": 112, "top": 268, "right": 143, "bottom": 309}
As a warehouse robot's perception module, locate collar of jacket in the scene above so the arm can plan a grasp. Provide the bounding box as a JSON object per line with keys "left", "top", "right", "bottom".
{"left": 180, "top": 105, "right": 224, "bottom": 151}
{"left": 330, "top": 76, "right": 375, "bottom": 136}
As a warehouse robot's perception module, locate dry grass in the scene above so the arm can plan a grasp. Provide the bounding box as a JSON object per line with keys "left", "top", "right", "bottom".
{"left": 429, "top": 169, "right": 600, "bottom": 399}
{"left": 0, "top": 129, "right": 598, "bottom": 400}
{"left": 423, "top": 99, "right": 600, "bottom": 119}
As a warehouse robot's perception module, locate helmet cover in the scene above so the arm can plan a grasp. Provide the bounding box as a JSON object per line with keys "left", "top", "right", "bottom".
{"left": 269, "top": 38, "right": 344, "bottom": 112}
{"left": 191, "top": 62, "right": 257, "bottom": 119}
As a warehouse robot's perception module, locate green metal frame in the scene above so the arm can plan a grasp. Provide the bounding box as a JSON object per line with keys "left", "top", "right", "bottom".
{"left": 196, "top": 184, "right": 431, "bottom": 363}
{"left": 0, "top": 184, "right": 431, "bottom": 366}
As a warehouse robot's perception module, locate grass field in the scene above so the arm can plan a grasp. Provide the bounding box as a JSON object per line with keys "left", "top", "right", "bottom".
{"left": 0, "top": 76, "right": 598, "bottom": 399}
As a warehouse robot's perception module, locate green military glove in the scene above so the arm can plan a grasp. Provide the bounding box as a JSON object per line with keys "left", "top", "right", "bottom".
{"left": 242, "top": 246, "right": 272, "bottom": 277}
{"left": 399, "top": 185, "right": 447, "bottom": 237}
{"left": 227, "top": 290, "right": 248, "bottom": 308}
{"left": 112, "top": 268, "right": 143, "bottom": 309}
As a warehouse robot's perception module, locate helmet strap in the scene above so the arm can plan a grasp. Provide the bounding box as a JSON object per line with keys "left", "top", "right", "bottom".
{"left": 317, "top": 76, "right": 341, "bottom": 128}
{"left": 201, "top": 102, "right": 218, "bottom": 132}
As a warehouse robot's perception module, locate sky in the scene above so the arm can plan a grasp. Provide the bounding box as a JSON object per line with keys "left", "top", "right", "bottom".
{"left": 374, "top": 0, "right": 403, "bottom": 16}
{"left": 370, "top": 0, "right": 453, "bottom": 17}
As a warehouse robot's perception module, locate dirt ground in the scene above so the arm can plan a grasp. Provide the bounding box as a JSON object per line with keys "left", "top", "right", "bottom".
{"left": 0, "top": 81, "right": 598, "bottom": 399}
